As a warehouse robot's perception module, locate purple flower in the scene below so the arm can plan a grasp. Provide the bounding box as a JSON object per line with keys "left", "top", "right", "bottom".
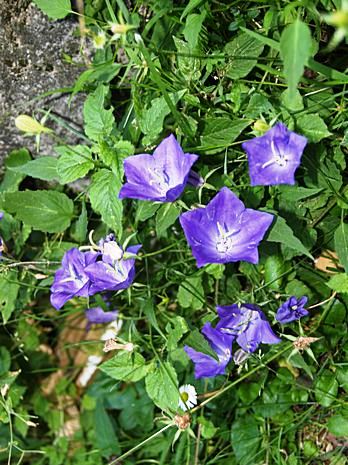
{"left": 216, "top": 304, "right": 281, "bottom": 353}
{"left": 85, "top": 306, "right": 118, "bottom": 330}
{"left": 85, "top": 235, "right": 141, "bottom": 293}
{"left": 179, "top": 187, "right": 273, "bottom": 267}
{"left": 50, "top": 248, "right": 99, "bottom": 310}
{"left": 184, "top": 323, "right": 234, "bottom": 379}
{"left": 118, "top": 134, "right": 199, "bottom": 202}
{"left": 242, "top": 123, "right": 307, "bottom": 186}
{"left": 275, "top": 296, "right": 309, "bottom": 324}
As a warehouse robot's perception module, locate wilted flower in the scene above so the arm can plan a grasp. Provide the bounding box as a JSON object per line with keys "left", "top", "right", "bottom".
{"left": 179, "top": 187, "right": 273, "bottom": 267}
{"left": 275, "top": 296, "right": 309, "bottom": 324}
{"left": 85, "top": 307, "right": 118, "bottom": 329}
{"left": 50, "top": 249, "right": 99, "bottom": 310}
{"left": 184, "top": 323, "right": 233, "bottom": 378}
{"left": 119, "top": 134, "right": 199, "bottom": 202}
{"left": 242, "top": 123, "right": 307, "bottom": 186}
{"left": 85, "top": 235, "right": 141, "bottom": 293}
{"left": 216, "top": 303, "right": 281, "bottom": 353}
{"left": 178, "top": 384, "right": 197, "bottom": 411}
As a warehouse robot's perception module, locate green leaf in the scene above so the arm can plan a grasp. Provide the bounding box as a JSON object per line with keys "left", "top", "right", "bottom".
{"left": 9, "top": 157, "right": 58, "bottom": 181}
{"left": 56, "top": 145, "right": 94, "bottom": 183}
{"left": 279, "top": 20, "right": 312, "bottom": 99}
{"left": 296, "top": 114, "right": 331, "bottom": 143}
{"left": 155, "top": 203, "right": 181, "bottom": 237}
{"left": 94, "top": 401, "right": 120, "bottom": 457}
{"left": 183, "top": 12, "right": 206, "bottom": 49}
{"left": 0, "top": 347, "right": 11, "bottom": 376}
{"left": 135, "top": 201, "right": 160, "bottom": 223}
{"left": 0, "top": 271, "right": 20, "bottom": 324}
{"left": 99, "top": 352, "right": 148, "bottom": 382}
{"left": 327, "top": 415, "right": 348, "bottom": 437}
{"left": 200, "top": 117, "right": 251, "bottom": 154}
{"left": 184, "top": 329, "right": 219, "bottom": 361}
{"left": 315, "top": 369, "right": 338, "bottom": 407}
{"left": 71, "top": 201, "right": 87, "bottom": 243}
{"left": 231, "top": 416, "right": 262, "bottom": 465}
{"left": 166, "top": 316, "right": 189, "bottom": 352}
{"left": 89, "top": 169, "right": 123, "bottom": 238}
{"left": 334, "top": 222, "right": 348, "bottom": 273}
{"left": 97, "top": 139, "right": 134, "bottom": 175}
{"left": 225, "top": 32, "right": 264, "bottom": 80}
{"left": 0, "top": 149, "right": 31, "bottom": 193}
{"left": 173, "top": 37, "right": 201, "bottom": 81}
{"left": 267, "top": 215, "right": 313, "bottom": 259}
{"left": 83, "top": 84, "right": 115, "bottom": 141}
{"left": 178, "top": 275, "right": 204, "bottom": 310}
{"left": 180, "top": 0, "right": 205, "bottom": 20}
{"left": 145, "top": 362, "right": 179, "bottom": 412}
{"left": 32, "top": 0, "right": 71, "bottom": 19}
{"left": 327, "top": 273, "right": 348, "bottom": 293}
{"left": 277, "top": 185, "right": 323, "bottom": 203}
{"left": 4, "top": 190, "right": 74, "bottom": 233}
{"left": 139, "top": 91, "right": 185, "bottom": 143}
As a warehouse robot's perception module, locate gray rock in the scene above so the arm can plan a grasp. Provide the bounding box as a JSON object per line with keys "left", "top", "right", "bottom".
{"left": 0, "top": 0, "right": 86, "bottom": 163}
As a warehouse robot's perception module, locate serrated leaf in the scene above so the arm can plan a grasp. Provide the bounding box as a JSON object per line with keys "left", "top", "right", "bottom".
{"left": 4, "top": 190, "right": 74, "bottom": 233}
{"left": 97, "top": 139, "right": 134, "bottom": 175}
{"left": 83, "top": 85, "right": 115, "bottom": 141}
{"left": 145, "top": 362, "right": 179, "bottom": 412}
{"left": 135, "top": 201, "right": 160, "bottom": 223}
{"left": 225, "top": 33, "right": 264, "bottom": 80}
{"left": 99, "top": 352, "right": 148, "bottom": 382}
{"left": 166, "top": 316, "right": 189, "bottom": 352}
{"left": 9, "top": 157, "right": 58, "bottom": 181}
{"left": 296, "top": 114, "right": 331, "bottom": 143}
{"left": 89, "top": 169, "right": 123, "bottom": 238}
{"left": 184, "top": 329, "right": 219, "bottom": 361}
{"left": 200, "top": 117, "right": 250, "bottom": 154}
{"left": 0, "top": 271, "right": 20, "bottom": 324}
{"left": 280, "top": 20, "right": 312, "bottom": 99}
{"left": 334, "top": 223, "right": 348, "bottom": 273}
{"left": 267, "top": 215, "right": 313, "bottom": 259}
{"left": 56, "top": 145, "right": 94, "bottom": 183}
{"left": 33, "top": 0, "right": 71, "bottom": 19}
{"left": 155, "top": 203, "right": 181, "bottom": 237}
{"left": 327, "top": 273, "right": 348, "bottom": 293}
{"left": 0, "top": 149, "right": 31, "bottom": 193}
{"left": 178, "top": 275, "right": 204, "bottom": 310}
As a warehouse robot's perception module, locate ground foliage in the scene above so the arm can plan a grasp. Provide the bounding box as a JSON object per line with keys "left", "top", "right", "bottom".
{"left": 0, "top": 0, "right": 348, "bottom": 464}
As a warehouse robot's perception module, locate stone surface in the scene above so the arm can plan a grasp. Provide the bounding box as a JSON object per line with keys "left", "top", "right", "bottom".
{"left": 0, "top": 0, "right": 86, "bottom": 163}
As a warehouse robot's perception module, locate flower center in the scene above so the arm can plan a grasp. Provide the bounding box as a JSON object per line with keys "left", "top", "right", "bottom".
{"left": 216, "top": 222, "right": 235, "bottom": 253}
{"left": 149, "top": 167, "right": 170, "bottom": 192}
{"left": 180, "top": 392, "right": 189, "bottom": 402}
{"left": 262, "top": 140, "right": 289, "bottom": 169}
{"left": 291, "top": 305, "right": 298, "bottom": 311}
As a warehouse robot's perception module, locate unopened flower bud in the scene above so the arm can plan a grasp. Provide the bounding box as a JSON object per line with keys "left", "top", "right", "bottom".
{"left": 109, "top": 22, "right": 133, "bottom": 35}
{"left": 253, "top": 119, "right": 270, "bottom": 133}
{"left": 15, "top": 115, "right": 51, "bottom": 134}
{"left": 174, "top": 413, "right": 191, "bottom": 430}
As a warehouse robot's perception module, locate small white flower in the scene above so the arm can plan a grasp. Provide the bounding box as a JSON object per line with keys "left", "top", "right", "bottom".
{"left": 178, "top": 384, "right": 197, "bottom": 411}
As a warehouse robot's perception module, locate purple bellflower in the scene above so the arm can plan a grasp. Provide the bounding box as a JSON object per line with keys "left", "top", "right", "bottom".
{"left": 216, "top": 304, "right": 281, "bottom": 353}
{"left": 85, "top": 235, "right": 141, "bottom": 294}
{"left": 184, "top": 323, "right": 234, "bottom": 379}
{"left": 50, "top": 248, "right": 99, "bottom": 310}
{"left": 275, "top": 296, "right": 309, "bottom": 324}
{"left": 242, "top": 123, "right": 307, "bottom": 186}
{"left": 118, "top": 134, "right": 199, "bottom": 202}
{"left": 179, "top": 187, "right": 274, "bottom": 267}
{"left": 85, "top": 306, "right": 118, "bottom": 330}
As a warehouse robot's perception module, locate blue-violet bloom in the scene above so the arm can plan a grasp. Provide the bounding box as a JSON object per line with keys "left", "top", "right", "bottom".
{"left": 216, "top": 304, "right": 281, "bottom": 353}
{"left": 184, "top": 323, "right": 234, "bottom": 378}
{"left": 275, "top": 296, "right": 309, "bottom": 324}
{"left": 85, "top": 235, "right": 141, "bottom": 293}
{"left": 85, "top": 306, "right": 118, "bottom": 330}
{"left": 118, "top": 134, "right": 199, "bottom": 202}
{"left": 242, "top": 123, "right": 307, "bottom": 186}
{"left": 179, "top": 187, "right": 274, "bottom": 267}
{"left": 50, "top": 248, "right": 99, "bottom": 310}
